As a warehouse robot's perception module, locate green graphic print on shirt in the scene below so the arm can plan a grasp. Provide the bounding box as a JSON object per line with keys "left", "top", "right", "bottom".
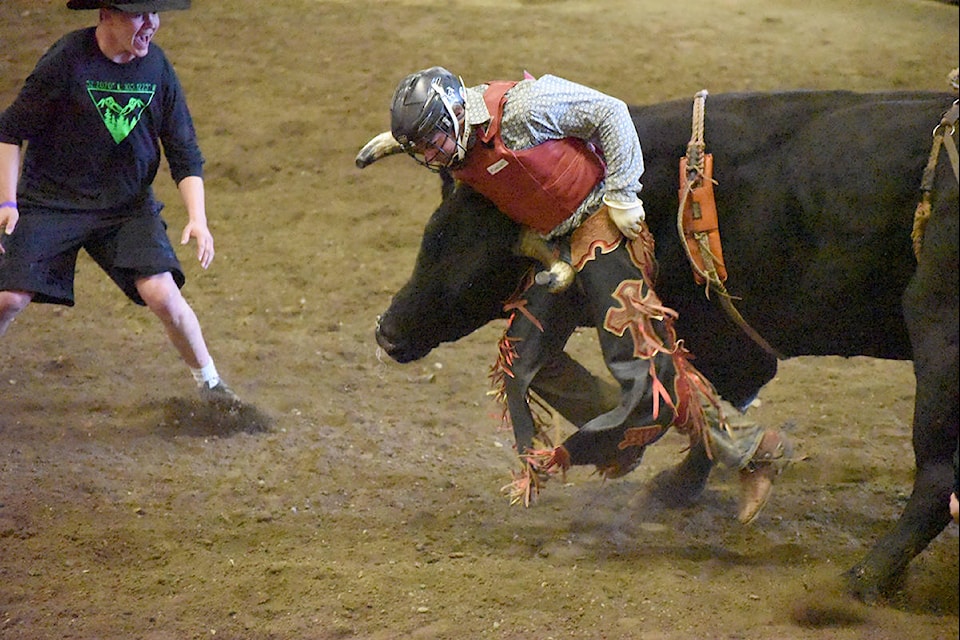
{"left": 86, "top": 81, "right": 156, "bottom": 144}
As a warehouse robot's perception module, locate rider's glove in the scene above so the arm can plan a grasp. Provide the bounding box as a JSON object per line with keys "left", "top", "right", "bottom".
{"left": 603, "top": 194, "right": 645, "bottom": 240}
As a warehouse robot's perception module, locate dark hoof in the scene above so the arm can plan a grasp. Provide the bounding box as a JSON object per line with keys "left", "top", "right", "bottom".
{"left": 843, "top": 564, "right": 905, "bottom": 605}
{"left": 648, "top": 463, "right": 710, "bottom": 507}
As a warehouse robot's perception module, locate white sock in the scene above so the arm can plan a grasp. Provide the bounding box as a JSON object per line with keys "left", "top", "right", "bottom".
{"left": 191, "top": 360, "right": 220, "bottom": 389}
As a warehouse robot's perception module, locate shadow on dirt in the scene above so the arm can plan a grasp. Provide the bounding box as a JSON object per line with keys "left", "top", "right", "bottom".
{"left": 791, "top": 593, "right": 870, "bottom": 629}
{"left": 153, "top": 397, "right": 274, "bottom": 438}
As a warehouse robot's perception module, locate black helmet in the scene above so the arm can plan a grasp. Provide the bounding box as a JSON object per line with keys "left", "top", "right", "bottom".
{"left": 390, "top": 66, "right": 467, "bottom": 169}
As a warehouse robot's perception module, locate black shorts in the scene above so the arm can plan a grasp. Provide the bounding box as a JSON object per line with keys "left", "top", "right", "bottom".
{"left": 0, "top": 205, "right": 185, "bottom": 306}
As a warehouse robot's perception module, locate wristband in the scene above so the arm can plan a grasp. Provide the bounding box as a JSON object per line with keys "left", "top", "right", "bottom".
{"left": 0, "top": 201, "right": 16, "bottom": 209}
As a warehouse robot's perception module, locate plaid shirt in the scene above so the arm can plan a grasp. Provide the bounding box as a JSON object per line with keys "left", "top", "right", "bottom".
{"left": 463, "top": 74, "right": 644, "bottom": 237}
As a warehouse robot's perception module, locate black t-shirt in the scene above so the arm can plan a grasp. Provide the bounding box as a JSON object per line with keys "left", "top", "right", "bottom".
{"left": 0, "top": 27, "right": 204, "bottom": 211}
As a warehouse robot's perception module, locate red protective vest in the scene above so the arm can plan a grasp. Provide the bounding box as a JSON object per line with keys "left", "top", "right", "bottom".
{"left": 451, "top": 81, "right": 606, "bottom": 234}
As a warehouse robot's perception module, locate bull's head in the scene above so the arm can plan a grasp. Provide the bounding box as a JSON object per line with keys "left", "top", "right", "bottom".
{"left": 358, "top": 130, "right": 537, "bottom": 363}
{"left": 374, "top": 183, "right": 531, "bottom": 362}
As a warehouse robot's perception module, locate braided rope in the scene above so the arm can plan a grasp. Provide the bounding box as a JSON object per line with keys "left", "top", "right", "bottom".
{"left": 911, "top": 71, "right": 959, "bottom": 260}
{"left": 676, "top": 91, "right": 785, "bottom": 360}
{"left": 690, "top": 89, "right": 707, "bottom": 151}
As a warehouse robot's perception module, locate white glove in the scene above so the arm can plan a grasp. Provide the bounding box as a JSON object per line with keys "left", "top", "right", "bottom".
{"left": 603, "top": 194, "right": 645, "bottom": 240}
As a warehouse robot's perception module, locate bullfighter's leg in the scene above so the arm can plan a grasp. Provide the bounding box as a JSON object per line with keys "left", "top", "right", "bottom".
{"left": 952, "top": 442, "right": 959, "bottom": 523}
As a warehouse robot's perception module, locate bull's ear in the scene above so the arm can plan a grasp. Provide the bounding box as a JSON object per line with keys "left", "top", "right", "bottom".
{"left": 440, "top": 168, "right": 456, "bottom": 200}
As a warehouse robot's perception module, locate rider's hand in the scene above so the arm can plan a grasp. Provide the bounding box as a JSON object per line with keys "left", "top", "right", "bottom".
{"left": 603, "top": 195, "right": 645, "bottom": 240}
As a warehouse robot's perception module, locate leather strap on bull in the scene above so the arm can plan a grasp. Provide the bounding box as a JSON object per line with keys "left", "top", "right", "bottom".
{"left": 679, "top": 90, "right": 726, "bottom": 286}
{"left": 678, "top": 91, "right": 784, "bottom": 360}
{"left": 912, "top": 68, "right": 959, "bottom": 261}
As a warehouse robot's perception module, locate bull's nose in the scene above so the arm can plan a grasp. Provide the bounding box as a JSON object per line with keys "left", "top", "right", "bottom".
{"left": 374, "top": 316, "right": 397, "bottom": 352}
{"left": 375, "top": 331, "right": 393, "bottom": 352}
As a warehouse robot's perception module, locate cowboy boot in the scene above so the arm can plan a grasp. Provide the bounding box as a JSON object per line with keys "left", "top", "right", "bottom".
{"left": 738, "top": 428, "right": 792, "bottom": 524}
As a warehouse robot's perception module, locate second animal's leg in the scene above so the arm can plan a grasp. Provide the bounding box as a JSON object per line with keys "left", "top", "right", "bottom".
{"left": 529, "top": 351, "right": 620, "bottom": 428}
{"left": 846, "top": 208, "right": 959, "bottom": 600}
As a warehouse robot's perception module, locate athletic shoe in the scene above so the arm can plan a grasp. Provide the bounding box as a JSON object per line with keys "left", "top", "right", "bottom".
{"left": 198, "top": 380, "right": 241, "bottom": 405}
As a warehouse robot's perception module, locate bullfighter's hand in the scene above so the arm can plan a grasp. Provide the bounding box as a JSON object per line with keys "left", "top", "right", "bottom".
{"left": 603, "top": 195, "right": 645, "bottom": 240}
{"left": 181, "top": 222, "right": 215, "bottom": 270}
{"left": 0, "top": 205, "right": 18, "bottom": 255}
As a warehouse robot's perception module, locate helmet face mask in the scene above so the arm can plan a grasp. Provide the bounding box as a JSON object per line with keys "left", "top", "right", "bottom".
{"left": 407, "top": 130, "right": 461, "bottom": 172}
{"left": 391, "top": 67, "right": 467, "bottom": 171}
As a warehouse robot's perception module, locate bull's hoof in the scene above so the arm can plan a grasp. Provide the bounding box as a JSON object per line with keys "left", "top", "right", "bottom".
{"left": 648, "top": 461, "right": 712, "bottom": 507}
{"left": 844, "top": 565, "right": 882, "bottom": 605}
{"left": 646, "top": 441, "right": 713, "bottom": 507}
{"left": 843, "top": 563, "right": 906, "bottom": 605}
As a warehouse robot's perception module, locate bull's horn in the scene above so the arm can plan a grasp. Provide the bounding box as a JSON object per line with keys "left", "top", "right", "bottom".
{"left": 356, "top": 131, "right": 405, "bottom": 168}
{"left": 517, "top": 228, "right": 575, "bottom": 293}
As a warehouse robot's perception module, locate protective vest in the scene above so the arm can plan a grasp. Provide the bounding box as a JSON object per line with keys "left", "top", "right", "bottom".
{"left": 451, "top": 81, "right": 605, "bottom": 234}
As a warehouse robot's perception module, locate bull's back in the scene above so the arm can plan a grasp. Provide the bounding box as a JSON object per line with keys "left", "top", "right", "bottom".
{"left": 632, "top": 90, "right": 955, "bottom": 361}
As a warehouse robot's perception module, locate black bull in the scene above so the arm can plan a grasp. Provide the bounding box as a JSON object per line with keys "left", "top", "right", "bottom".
{"left": 366, "top": 90, "right": 958, "bottom": 602}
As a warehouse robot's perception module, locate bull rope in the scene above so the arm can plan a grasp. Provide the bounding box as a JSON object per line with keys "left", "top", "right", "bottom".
{"left": 677, "top": 90, "right": 785, "bottom": 360}
{"left": 911, "top": 68, "right": 959, "bottom": 260}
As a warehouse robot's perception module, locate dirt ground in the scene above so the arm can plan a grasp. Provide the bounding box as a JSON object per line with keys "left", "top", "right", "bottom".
{"left": 1, "top": 1, "right": 958, "bottom": 638}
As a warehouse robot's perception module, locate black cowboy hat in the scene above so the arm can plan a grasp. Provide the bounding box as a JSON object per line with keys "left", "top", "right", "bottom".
{"left": 67, "top": 0, "right": 191, "bottom": 11}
